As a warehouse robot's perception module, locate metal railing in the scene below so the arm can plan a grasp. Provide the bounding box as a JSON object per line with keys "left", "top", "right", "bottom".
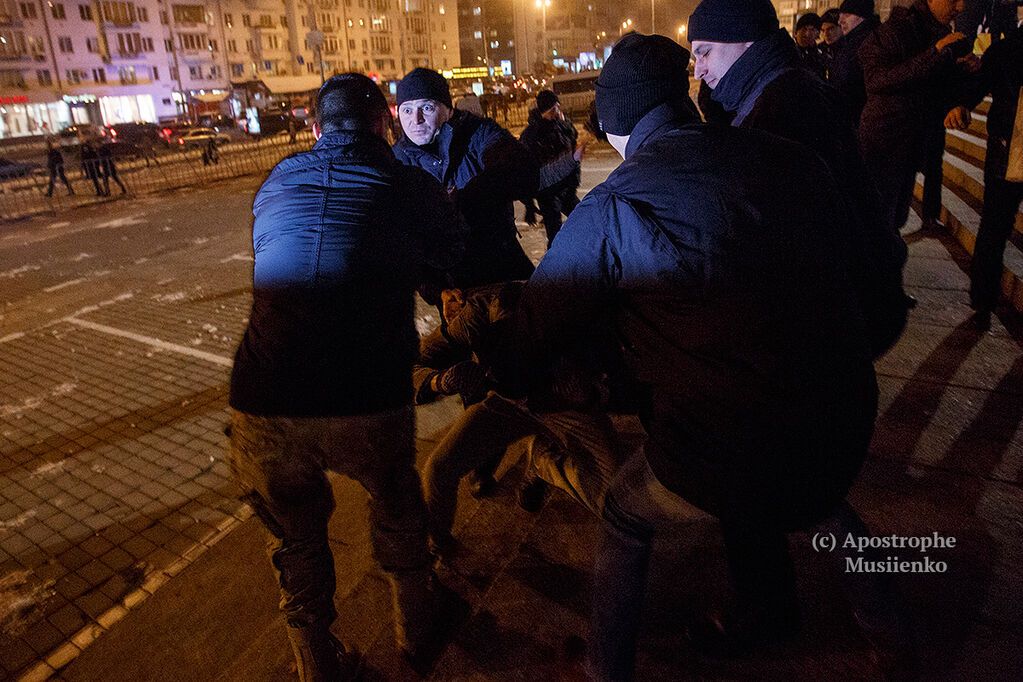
{"left": 0, "top": 131, "right": 316, "bottom": 222}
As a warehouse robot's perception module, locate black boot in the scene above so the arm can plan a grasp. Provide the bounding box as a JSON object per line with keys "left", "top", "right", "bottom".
{"left": 286, "top": 624, "right": 361, "bottom": 681}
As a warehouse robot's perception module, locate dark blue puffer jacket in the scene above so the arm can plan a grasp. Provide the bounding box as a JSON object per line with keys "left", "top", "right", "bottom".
{"left": 509, "top": 104, "right": 878, "bottom": 530}
{"left": 230, "top": 131, "right": 464, "bottom": 417}
{"left": 393, "top": 111, "right": 538, "bottom": 287}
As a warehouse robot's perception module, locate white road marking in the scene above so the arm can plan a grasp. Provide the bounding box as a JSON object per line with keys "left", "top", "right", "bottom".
{"left": 64, "top": 317, "right": 233, "bottom": 368}
{"left": 43, "top": 278, "right": 87, "bottom": 293}
{"left": 218, "top": 252, "right": 254, "bottom": 264}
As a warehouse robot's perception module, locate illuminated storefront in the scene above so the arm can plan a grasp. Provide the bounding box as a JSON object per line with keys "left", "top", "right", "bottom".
{"left": 99, "top": 94, "right": 158, "bottom": 125}
{"left": 0, "top": 95, "right": 72, "bottom": 139}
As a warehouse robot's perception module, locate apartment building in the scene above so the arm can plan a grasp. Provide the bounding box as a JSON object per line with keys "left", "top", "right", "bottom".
{"left": 0, "top": 0, "right": 458, "bottom": 138}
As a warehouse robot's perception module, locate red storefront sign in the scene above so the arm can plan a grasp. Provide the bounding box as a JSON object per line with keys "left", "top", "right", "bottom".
{"left": 0, "top": 95, "right": 30, "bottom": 105}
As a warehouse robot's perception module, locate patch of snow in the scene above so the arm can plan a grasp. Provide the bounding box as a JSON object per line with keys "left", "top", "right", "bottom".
{"left": 43, "top": 278, "right": 86, "bottom": 293}
{"left": 0, "top": 570, "right": 56, "bottom": 637}
{"left": 94, "top": 214, "right": 148, "bottom": 230}
{"left": 0, "top": 397, "right": 43, "bottom": 418}
{"left": 30, "top": 461, "right": 67, "bottom": 477}
{"left": 218, "top": 252, "right": 254, "bottom": 264}
{"left": 70, "top": 252, "right": 93, "bottom": 262}
{"left": 51, "top": 382, "right": 76, "bottom": 397}
{"left": 201, "top": 324, "right": 218, "bottom": 334}
{"left": 415, "top": 314, "right": 438, "bottom": 336}
{"left": 0, "top": 510, "right": 36, "bottom": 530}
{"left": 0, "top": 332, "right": 25, "bottom": 344}
{"left": 192, "top": 237, "right": 209, "bottom": 245}
{"left": 152, "top": 291, "right": 187, "bottom": 303}
{"left": 0, "top": 264, "right": 40, "bottom": 279}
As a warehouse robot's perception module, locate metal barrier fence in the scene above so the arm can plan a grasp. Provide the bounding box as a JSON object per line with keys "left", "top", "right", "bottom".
{"left": 0, "top": 131, "right": 316, "bottom": 223}
{"left": 0, "top": 108, "right": 545, "bottom": 223}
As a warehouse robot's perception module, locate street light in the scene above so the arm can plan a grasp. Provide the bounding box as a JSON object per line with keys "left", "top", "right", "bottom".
{"left": 536, "top": 0, "right": 551, "bottom": 67}
{"left": 620, "top": 18, "right": 633, "bottom": 36}
{"left": 677, "top": 23, "right": 687, "bottom": 42}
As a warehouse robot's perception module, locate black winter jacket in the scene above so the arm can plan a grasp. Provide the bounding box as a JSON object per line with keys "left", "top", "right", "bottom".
{"left": 518, "top": 109, "right": 581, "bottom": 195}
{"left": 509, "top": 104, "right": 878, "bottom": 529}
{"left": 393, "top": 111, "right": 539, "bottom": 287}
{"left": 230, "top": 131, "right": 464, "bottom": 417}
{"left": 857, "top": 0, "right": 972, "bottom": 160}
{"left": 829, "top": 16, "right": 879, "bottom": 125}
{"left": 713, "top": 29, "right": 909, "bottom": 357}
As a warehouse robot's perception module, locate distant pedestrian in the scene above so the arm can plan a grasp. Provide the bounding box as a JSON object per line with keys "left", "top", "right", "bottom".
{"left": 858, "top": 0, "right": 977, "bottom": 236}
{"left": 287, "top": 115, "right": 297, "bottom": 144}
{"left": 794, "top": 12, "right": 827, "bottom": 79}
{"left": 829, "top": 0, "right": 880, "bottom": 126}
{"left": 393, "top": 68, "right": 539, "bottom": 288}
{"left": 201, "top": 136, "right": 219, "bottom": 165}
{"left": 227, "top": 73, "right": 467, "bottom": 681}
{"left": 519, "top": 90, "right": 588, "bottom": 247}
{"left": 98, "top": 143, "right": 127, "bottom": 195}
{"left": 455, "top": 92, "right": 484, "bottom": 117}
{"left": 79, "top": 141, "right": 104, "bottom": 196}
{"left": 45, "top": 141, "right": 74, "bottom": 197}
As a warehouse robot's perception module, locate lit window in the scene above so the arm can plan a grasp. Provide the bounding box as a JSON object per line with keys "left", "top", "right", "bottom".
{"left": 473, "top": 30, "right": 481, "bottom": 39}
{"left": 473, "top": 6, "right": 481, "bottom": 15}
{"left": 438, "top": 4, "right": 445, "bottom": 14}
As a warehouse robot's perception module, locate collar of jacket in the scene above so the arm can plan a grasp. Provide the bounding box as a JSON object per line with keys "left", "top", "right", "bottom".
{"left": 623, "top": 102, "right": 696, "bottom": 160}
{"left": 312, "top": 129, "right": 391, "bottom": 154}
{"left": 842, "top": 14, "right": 879, "bottom": 44}
{"left": 712, "top": 28, "right": 800, "bottom": 126}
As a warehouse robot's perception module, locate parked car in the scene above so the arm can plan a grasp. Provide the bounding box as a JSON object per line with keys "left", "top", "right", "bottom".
{"left": 0, "top": 157, "right": 43, "bottom": 180}
{"left": 58, "top": 124, "right": 105, "bottom": 145}
{"left": 168, "top": 127, "right": 231, "bottom": 149}
{"left": 105, "top": 122, "right": 163, "bottom": 146}
{"left": 198, "top": 114, "right": 248, "bottom": 141}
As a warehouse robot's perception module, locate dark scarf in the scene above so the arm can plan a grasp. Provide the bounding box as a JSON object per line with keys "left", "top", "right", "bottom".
{"left": 711, "top": 28, "right": 800, "bottom": 125}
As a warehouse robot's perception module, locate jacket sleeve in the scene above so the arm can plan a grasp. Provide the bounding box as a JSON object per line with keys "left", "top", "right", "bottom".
{"left": 858, "top": 21, "right": 949, "bottom": 95}
{"left": 413, "top": 325, "right": 470, "bottom": 404}
{"left": 459, "top": 120, "right": 541, "bottom": 206}
{"left": 495, "top": 192, "right": 620, "bottom": 396}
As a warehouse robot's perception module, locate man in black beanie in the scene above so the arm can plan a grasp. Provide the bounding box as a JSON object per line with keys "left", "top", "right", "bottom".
{"left": 795, "top": 12, "right": 827, "bottom": 79}
{"left": 518, "top": 89, "right": 588, "bottom": 246}
{"left": 393, "top": 67, "right": 539, "bottom": 288}
{"left": 690, "top": 0, "right": 910, "bottom": 360}
{"left": 503, "top": 32, "right": 899, "bottom": 681}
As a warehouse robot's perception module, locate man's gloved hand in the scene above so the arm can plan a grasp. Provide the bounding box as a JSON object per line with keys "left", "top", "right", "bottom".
{"left": 434, "top": 361, "right": 487, "bottom": 397}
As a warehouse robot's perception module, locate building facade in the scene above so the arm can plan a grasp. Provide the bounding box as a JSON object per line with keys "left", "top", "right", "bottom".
{"left": 459, "top": 0, "right": 613, "bottom": 77}
{"left": 0, "top": 0, "right": 458, "bottom": 138}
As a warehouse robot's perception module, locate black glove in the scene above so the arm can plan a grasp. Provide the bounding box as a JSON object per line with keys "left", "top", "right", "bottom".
{"left": 435, "top": 361, "right": 487, "bottom": 397}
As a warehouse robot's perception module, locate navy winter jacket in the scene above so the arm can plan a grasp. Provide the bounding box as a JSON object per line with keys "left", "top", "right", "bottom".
{"left": 393, "top": 111, "right": 538, "bottom": 287}
{"left": 230, "top": 131, "right": 464, "bottom": 417}
{"left": 508, "top": 105, "right": 878, "bottom": 529}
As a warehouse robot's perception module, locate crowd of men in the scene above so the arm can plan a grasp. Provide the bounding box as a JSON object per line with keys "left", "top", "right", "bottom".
{"left": 224, "top": 0, "right": 1023, "bottom": 679}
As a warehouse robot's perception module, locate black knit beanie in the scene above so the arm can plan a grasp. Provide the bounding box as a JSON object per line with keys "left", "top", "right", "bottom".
{"left": 536, "top": 90, "right": 559, "bottom": 113}
{"left": 838, "top": 0, "right": 875, "bottom": 18}
{"left": 595, "top": 33, "right": 693, "bottom": 136}
{"left": 688, "top": 0, "right": 779, "bottom": 43}
{"left": 796, "top": 13, "right": 822, "bottom": 31}
{"left": 396, "top": 68, "right": 452, "bottom": 108}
